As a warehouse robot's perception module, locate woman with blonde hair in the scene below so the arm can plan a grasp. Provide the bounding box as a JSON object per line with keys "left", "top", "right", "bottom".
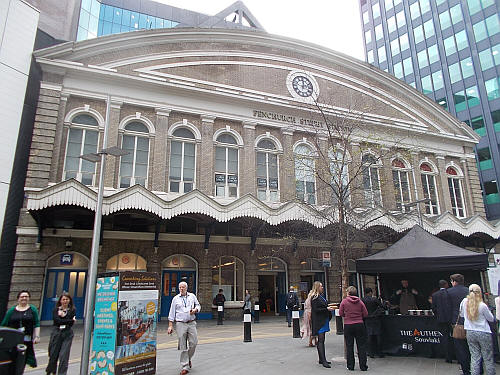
{"left": 300, "top": 289, "right": 317, "bottom": 347}
{"left": 310, "top": 281, "right": 335, "bottom": 368}
{"left": 459, "top": 284, "right": 495, "bottom": 375}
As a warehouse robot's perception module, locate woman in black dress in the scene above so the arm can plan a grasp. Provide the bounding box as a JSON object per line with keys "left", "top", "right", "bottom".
{"left": 1, "top": 290, "right": 41, "bottom": 369}
{"left": 46, "top": 292, "right": 76, "bottom": 375}
{"left": 310, "top": 281, "right": 335, "bottom": 368}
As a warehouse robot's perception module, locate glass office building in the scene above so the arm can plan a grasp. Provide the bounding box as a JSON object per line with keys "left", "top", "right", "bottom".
{"left": 359, "top": 0, "right": 500, "bottom": 219}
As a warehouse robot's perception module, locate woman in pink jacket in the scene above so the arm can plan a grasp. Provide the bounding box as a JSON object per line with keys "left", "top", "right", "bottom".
{"left": 339, "top": 286, "right": 369, "bottom": 371}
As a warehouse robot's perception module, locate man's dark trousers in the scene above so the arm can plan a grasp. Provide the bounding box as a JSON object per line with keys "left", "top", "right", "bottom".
{"left": 437, "top": 322, "right": 453, "bottom": 361}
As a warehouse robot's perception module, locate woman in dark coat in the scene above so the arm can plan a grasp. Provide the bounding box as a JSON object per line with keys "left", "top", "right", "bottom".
{"left": 310, "top": 281, "right": 335, "bottom": 368}
{"left": 46, "top": 292, "right": 76, "bottom": 375}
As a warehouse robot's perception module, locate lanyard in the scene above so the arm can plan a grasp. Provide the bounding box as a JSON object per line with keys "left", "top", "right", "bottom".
{"left": 181, "top": 295, "right": 188, "bottom": 308}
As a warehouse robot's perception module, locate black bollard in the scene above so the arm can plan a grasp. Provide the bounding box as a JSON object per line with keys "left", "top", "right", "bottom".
{"left": 217, "top": 305, "right": 224, "bottom": 325}
{"left": 243, "top": 311, "right": 252, "bottom": 342}
{"left": 254, "top": 303, "right": 260, "bottom": 323}
{"left": 292, "top": 309, "right": 301, "bottom": 338}
{"left": 335, "top": 310, "right": 344, "bottom": 335}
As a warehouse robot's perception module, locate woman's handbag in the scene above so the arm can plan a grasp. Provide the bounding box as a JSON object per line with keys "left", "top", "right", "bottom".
{"left": 452, "top": 306, "right": 466, "bottom": 340}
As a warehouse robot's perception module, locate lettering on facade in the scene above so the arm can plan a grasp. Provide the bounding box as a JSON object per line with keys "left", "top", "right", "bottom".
{"left": 252, "top": 110, "right": 323, "bottom": 128}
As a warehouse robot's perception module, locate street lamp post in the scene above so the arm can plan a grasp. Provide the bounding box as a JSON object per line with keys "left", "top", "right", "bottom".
{"left": 404, "top": 198, "right": 432, "bottom": 227}
{"left": 79, "top": 96, "right": 129, "bottom": 375}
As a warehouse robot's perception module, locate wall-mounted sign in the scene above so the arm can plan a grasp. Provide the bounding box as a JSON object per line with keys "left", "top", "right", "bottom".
{"left": 227, "top": 175, "right": 238, "bottom": 184}
{"left": 60, "top": 253, "right": 73, "bottom": 266}
{"left": 321, "top": 251, "right": 331, "bottom": 267}
{"left": 269, "top": 178, "right": 279, "bottom": 189}
{"left": 252, "top": 110, "right": 324, "bottom": 128}
{"left": 215, "top": 174, "right": 225, "bottom": 184}
{"left": 257, "top": 178, "right": 267, "bottom": 187}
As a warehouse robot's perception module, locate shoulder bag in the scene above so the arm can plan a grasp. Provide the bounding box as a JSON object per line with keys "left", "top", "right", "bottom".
{"left": 452, "top": 304, "right": 466, "bottom": 340}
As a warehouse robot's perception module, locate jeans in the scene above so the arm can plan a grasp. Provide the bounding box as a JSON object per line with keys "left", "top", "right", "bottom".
{"left": 287, "top": 307, "right": 292, "bottom": 325}
{"left": 467, "top": 330, "right": 495, "bottom": 375}
{"left": 46, "top": 328, "right": 74, "bottom": 375}
{"left": 454, "top": 335, "right": 472, "bottom": 374}
{"left": 344, "top": 323, "right": 368, "bottom": 370}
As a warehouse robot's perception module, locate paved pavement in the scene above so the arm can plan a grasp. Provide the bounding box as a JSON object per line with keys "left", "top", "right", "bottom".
{"left": 25, "top": 317, "right": 500, "bottom": 375}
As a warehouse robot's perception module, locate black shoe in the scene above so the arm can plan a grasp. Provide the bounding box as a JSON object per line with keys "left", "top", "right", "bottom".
{"left": 445, "top": 359, "right": 453, "bottom": 363}
{"left": 369, "top": 355, "right": 375, "bottom": 358}
{"left": 322, "top": 362, "right": 331, "bottom": 368}
{"left": 347, "top": 368, "right": 354, "bottom": 371}
{"left": 319, "top": 361, "right": 331, "bottom": 365}
{"left": 361, "top": 367, "right": 368, "bottom": 371}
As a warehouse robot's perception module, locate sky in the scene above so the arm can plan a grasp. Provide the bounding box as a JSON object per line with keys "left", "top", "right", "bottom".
{"left": 157, "top": 1, "right": 365, "bottom": 60}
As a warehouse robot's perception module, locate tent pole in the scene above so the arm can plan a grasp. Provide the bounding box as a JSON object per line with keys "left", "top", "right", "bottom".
{"left": 376, "top": 274, "right": 382, "bottom": 298}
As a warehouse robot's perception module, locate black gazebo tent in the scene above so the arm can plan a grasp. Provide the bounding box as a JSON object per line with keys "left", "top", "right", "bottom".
{"left": 356, "top": 225, "right": 488, "bottom": 274}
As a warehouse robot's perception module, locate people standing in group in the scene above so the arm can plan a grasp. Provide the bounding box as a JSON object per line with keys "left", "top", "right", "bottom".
{"left": 362, "top": 287, "right": 385, "bottom": 359}
{"left": 300, "top": 289, "right": 317, "bottom": 347}
{"left": 460, "top": 284, "right": 496, "bottom": 375}
{"left": 310, "top": 281, "right": 335, "bottom": 368}
{"left": 286, "top": 286, "right": 299, "bottom": 327}
{"left": 431, "top": 280, "right": 453, "bottom": 363}
{"left": 448, "top": 273, "right": 471, "bottom": 375}
{"left": 340, "top": 286, "right": 369, "bottom": 371}
{"left": 46, "top": 292, "right": 76, "bottom": 375}
{"left": 167, "top": 281, "right": 201, "bottom": 375}
{"left": 1, "top": 290, "right": 40, "bottom": 369}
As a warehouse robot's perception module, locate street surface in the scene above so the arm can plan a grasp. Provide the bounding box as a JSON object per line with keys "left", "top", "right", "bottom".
{"left": 25, "top": 316, "right": 500, "bottom": 375}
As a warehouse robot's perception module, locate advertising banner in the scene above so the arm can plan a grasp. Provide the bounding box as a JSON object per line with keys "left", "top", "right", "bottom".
{"left": 90, "top": 275, "right": 119, "bottom": 375}
{"left": 487, "top": 254, "right": 500, "bottom": 295}
{"left": 115, "top": 272, "right": 160, "bottom": 375}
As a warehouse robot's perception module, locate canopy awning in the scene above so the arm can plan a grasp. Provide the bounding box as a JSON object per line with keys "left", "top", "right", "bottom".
{"left": 356, "top": 225, "right": 489, "bottom": 274}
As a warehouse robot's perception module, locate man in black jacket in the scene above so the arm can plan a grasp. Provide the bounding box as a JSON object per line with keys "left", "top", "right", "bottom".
{"left": 362, "top": 287, "right": 385, "bottom": 358}
{"left": 286, "top": 286, "right": 299, "bottom": 327}
{"left": 431, "top": 280, "right": 452, "bottom": 362}
{"left": 447, "top": 273, "right": 470, "bottom": 375}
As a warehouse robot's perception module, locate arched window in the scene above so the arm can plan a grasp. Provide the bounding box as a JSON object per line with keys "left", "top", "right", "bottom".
{"left": 162, "top": 255, "right": 197, "bottom": 270}
{"left": 119, "top": 121, "right": 150, "bottom": 188}
{"left": 211, "top": 256, "right": 244, "bottom": 301}
{"left": 256, "top": 139, "right": 279, "bottom": 202}
{"left": 446, "top": 166, "right": 466, "bottom": 218}
{"left": 257, "top": 256, "right": 286, "bottom": 271}
{"left": 215, "top": 133, "right": 239, "bottom": 198}
{"left": 64, "top": 114, "right": 99, "bottom": 185}
{"left": 392, "top": 158, "right": 411, "bottom": 212}
{"left": 106, "top": 253, "right": 147, "bottom": 271}
{"left": 420, "top": 162, "right": 440, "bottom": 215}
{"left": 294, "top": 144, "right": 316, "bottom": 204}
{"left": 362, "top": 154, "right": 382, "bottom": 207}
{"left": 170, "top": 128, "right": 196, "bottom": 193}
{"left": 329, "top": 149, "right": 350, "bottom": 206}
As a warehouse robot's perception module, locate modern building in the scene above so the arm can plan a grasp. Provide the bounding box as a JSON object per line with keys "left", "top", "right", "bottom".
{"left": 358, "top": 0, "right": 500, "bottom": 219}
{"left": 11, "top": 26, "right": 500, "bottom": 323}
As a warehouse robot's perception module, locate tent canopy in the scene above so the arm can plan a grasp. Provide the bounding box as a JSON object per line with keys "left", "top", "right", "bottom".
{"left": 356, "top": 225, "right": 489, "bottom": 274}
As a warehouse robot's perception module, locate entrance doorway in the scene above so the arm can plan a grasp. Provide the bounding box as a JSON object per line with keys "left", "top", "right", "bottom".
{"left": 258, "top": 275, "right": 275, "bottom": 314}
{"left": 256, "top": 256, "right": 287, "bottom": 315}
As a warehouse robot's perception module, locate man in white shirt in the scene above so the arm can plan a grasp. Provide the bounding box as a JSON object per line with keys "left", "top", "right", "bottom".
{"left": 167, "top": 281, "right": 201, "bottom": 375}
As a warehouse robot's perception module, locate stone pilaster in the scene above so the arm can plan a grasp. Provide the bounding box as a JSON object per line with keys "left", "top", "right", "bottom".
{"left": 198, "top": 115, "right": 215, "bottom": 195}
{"left": 462, "top": 157, "right": 485, "bottom": 217}
{"left": 436, "top": 155, "right": 453, "bottom": 213}
{"left": 241, "top": 121, "right": 257, "bottom": 196}
{"left": 104, "top": 99, "right": 122, "bottom": 188}
{"left": 411, "top": 152, "right": 425, "bottom": 212}
{"left": 49, "top": 92, "right": 68, "bottom": 183}
{"left": 152, "top": 108, "right": 170, "bottom": 192}
{"left": 379, "top": 148, "right": 396, "bottom": 210}
{"left": 316, "top": 136, "right": 330, "bottom": 205}
{"left": 198, "top": 252, "right": 212, "bottom": 312}
{"left": 280, "top": 129, "right": 295, "bottom": 202}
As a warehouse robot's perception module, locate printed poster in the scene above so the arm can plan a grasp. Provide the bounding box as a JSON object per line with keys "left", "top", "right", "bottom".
{"left": 90, "top": 275, "right": 119, "bottom": 375}
{"left": 115, "top": 272, "right": 160, "bottom": 375}
{"left": 488, "top": 254, "right": 500, "bottom": 295}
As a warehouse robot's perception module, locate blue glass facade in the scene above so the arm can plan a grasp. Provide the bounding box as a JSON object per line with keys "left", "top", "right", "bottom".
{"left": 360, "top": 0, "right": 500, "bottom": 219}
{"left": 77, "top": 0, "right": 178, "bottom": 41}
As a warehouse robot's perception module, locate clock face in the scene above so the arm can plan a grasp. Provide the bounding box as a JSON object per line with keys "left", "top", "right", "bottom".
{"left": 292, "top": 76, "right": 314, "bottom": 97}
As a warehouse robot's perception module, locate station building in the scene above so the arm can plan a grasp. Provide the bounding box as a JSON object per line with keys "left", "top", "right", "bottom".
{"left": 13, "top": 27, "right": 500, "bottom": 322}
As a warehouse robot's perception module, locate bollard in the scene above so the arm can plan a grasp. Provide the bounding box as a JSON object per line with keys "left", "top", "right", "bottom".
{"left": 335, "top": 309, "right": 344, "bottom": 335}
{"left": 243, "top": 312, "right": 252, "bottom": 342}
{"left": 254, "top": 303, "right": 260, "bottom": 323}
{"left": 217, "top": 305, "right": 224, "bottom": 325}
{"left": 292, "top": 309, "right": 301, "bottom": 338}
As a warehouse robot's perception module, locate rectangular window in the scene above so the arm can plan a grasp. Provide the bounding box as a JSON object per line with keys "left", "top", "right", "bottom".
{"left": 417, "top": 49, "right": 429, "bottom": 68}
{"left": 473, "top": 20, "right": 488, "bottom": 42}
{"left": 455, "top": 30, "right": 468, "bottom": 51}
{"left": 414, "top": 25, "right": 424, "bottom": 44}
{"left": 423, "top": 19, "right": 435, "bottom": 38}
{"left": 467, "top": 0, "right": 481, "bottom": 15}
{"left": 478, "top": 147, "right": 493, "bottom": 170}
{"left": 372, "top": 2, "right": 381, "bottom": 19}
{"left": 368, "top": 50, "right": 374, "bottom": 63}
{"left": 432, "top": 70, "right": 444, "bottom": 90}
{"left": 378, "top": 45, "right": 386, "bottom": 62}
{"left": 479, "top": 49, "right": 493, "bottom": 70}
{"left": 403, "top": 57, "right": 413, "bottom": 76}
{"left": 410, "top": 2, "right": 420, "bottom": 20}
{"left": 460, "top": 57, "right": 474, "bottom": 79}
{"left": 436, "top": 0, "right": 447, "bottom": 5}
{"left": 486, "top": 14, "right": 500, "bottom": 37}
{"left": 450, "top": 4, "right": 462, "bottom": 25}
{"left": 363, "top": 11, "right": 369, "bottom": 24}
{"left": 492, "top": 110, "right": 500, "bottom": 132}
{"left": 388, "top": 16, "right": 396, "bottom": 33}
{"left": 365, "top": 30, "right": 372, "bottom": 44}
{"left": 375, "top": 24, "right": 383, "bottom": 40}
{"left": 394, "top": 62, "right": 403, "bottom": 78}
{"left": 400, "top": 33, "right": 409, "bottom": 52}
{"left": 471, "top": 115, "right": 486, "bottom": 136}
{"left": 486, "top": 77, "right": 500, "bottom": 101}
{"left": 420, "top": 0, "right": 431, "bottom": 14}
{"left": 384, "top": 0, "right": 393, "bottom": 11}
{"left": 437, "top": 97, "right": 448, "bottom": 111}
{"left": 396, "top": 10, "right": 406, "bottom": 28}
{"left": 428, "top": 44, "right": 439, "bottom": 65}
{"left": 421, "top": 74, "right": 433, "bottom": 94}
{"left": 466, "top": 85, "right": 480, "bottom": 108}
{"left": 439, "top": 10, "right": 451, "bottom": 30}
{"left": 391, "top": 38, "right": 400, "bottom": 56}
{"left": 444, "top": 35, "right": 457, "bottom": 56}
{"left": 454, "top": 89, "right": 467, "bottom": 112}
{"left": 449, "top": 62, "right": 462, "bottom": 83}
